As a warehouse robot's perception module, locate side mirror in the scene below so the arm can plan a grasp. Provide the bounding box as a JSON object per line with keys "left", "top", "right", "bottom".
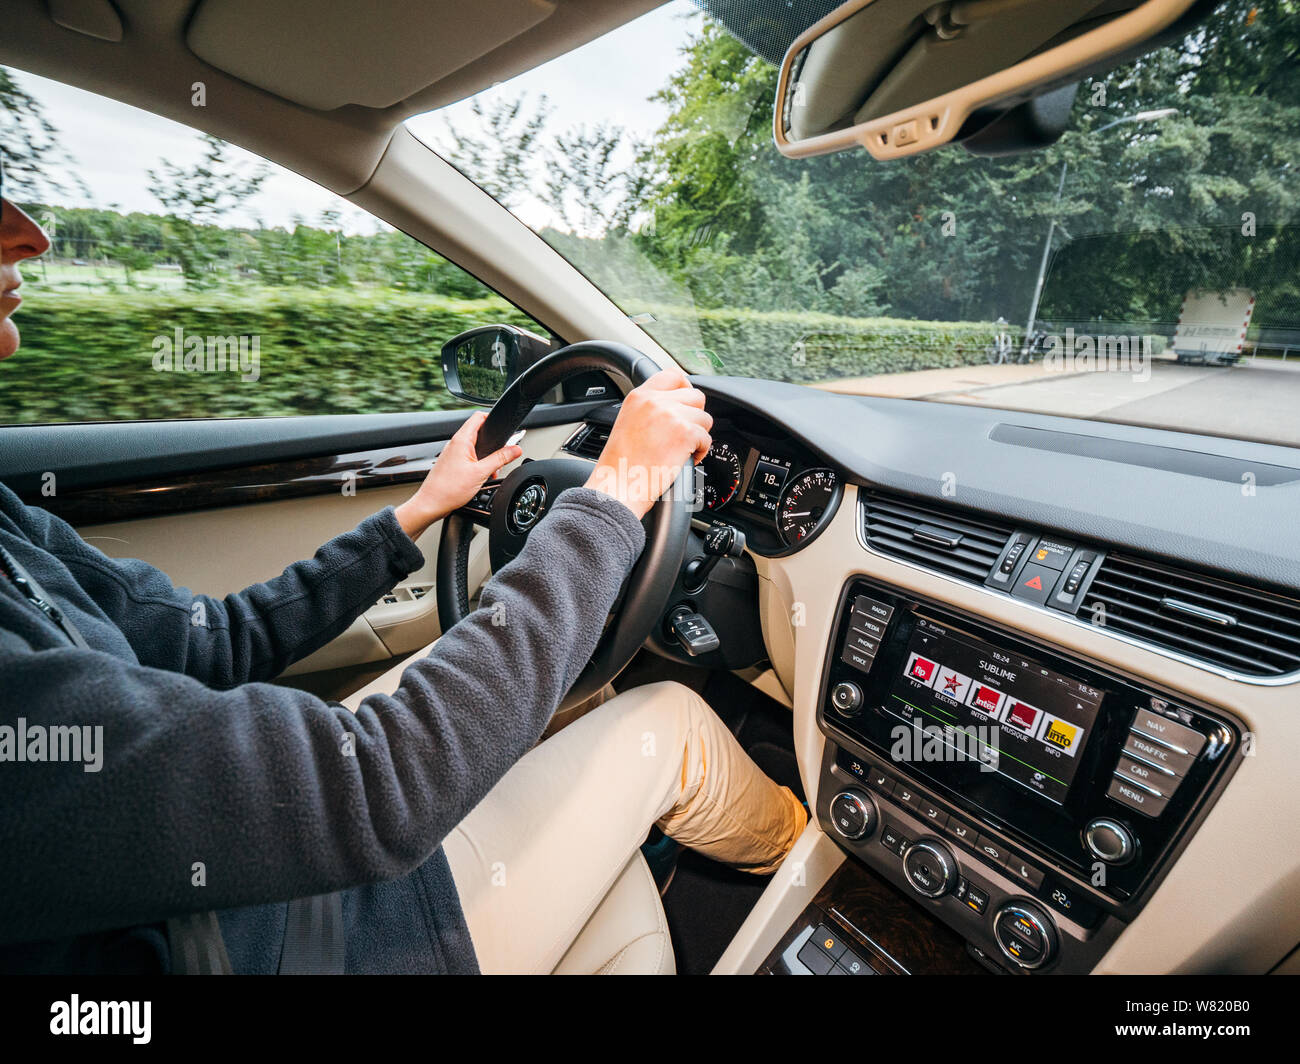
{"left": 440, "top": 324, "right": 553, "bottom": 406}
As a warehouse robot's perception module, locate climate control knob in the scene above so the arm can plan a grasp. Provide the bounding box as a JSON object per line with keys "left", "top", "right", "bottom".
{"left": 830, "top": 681, "right": 864, "bottom": 717}
{"left": 902, "top": 838, "right": 957, "bottom": 898}
{"left": 828, "top": 790, "right": 875, "bottom": 840}
{"left": 993, "top": 901, "right": 1058, "bottom": 970}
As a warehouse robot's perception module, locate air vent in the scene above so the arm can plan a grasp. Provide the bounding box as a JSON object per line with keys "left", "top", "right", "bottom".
{"left": 1081, "top": 554, "right": 1300, "bottom": 678}
{"left": 861, "top": 493, "right": 1014, "bottom": 585}
{"left": 562, "top": 423, "right": 609, "bottom": 460}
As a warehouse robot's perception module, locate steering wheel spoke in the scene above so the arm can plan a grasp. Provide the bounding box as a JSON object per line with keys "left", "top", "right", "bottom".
{"left": 459, "top": 479, "right": 501, "bottom": 527}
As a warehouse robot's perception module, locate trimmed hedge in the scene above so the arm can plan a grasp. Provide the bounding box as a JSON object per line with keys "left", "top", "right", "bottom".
{"left": 0, "top": 288, "right": 1002, "bottom": 423}
{"left": 0, "top": 288, "right": 535, "bottom": 423}
{"left": 643, "top": 306, "right": 1003, "bottom": 382}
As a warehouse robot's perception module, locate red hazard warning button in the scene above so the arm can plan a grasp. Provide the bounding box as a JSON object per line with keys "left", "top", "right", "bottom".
{"left": 1011, "top": 563, "right": 1056, "bottom": 604}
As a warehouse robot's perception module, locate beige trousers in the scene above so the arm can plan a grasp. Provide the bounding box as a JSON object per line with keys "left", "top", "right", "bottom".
{"left": 370, "top": 677, "right": 805, "bottom": 974}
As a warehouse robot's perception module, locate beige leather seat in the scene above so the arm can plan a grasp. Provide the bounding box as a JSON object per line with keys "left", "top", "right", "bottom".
{"left": 343, "top": 641, "right": 676, "bottom": 975}
{"left": 553, "top": 854, "right": 675, "bottom": 975}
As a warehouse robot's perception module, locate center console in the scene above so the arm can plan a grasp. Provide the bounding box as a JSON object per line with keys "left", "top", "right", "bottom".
{"left": 801, "top": 576, "right": 1242, "bottom": 974}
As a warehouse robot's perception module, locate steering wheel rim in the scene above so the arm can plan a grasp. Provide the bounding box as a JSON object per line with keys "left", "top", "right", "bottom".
{"left": 436, "top": 341, "right": 692, "bottom": 711}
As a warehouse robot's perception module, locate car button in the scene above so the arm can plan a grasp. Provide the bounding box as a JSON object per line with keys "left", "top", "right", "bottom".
{"left": 1107, "top": 775, "right": 1170, "bottom": 818}
{"left": 1123, "top": 731, "right": 1197, "bottom": 776}
{"left": 1011, "top": 563, "right": 1058, "bottom": 604}
{"left": 813, "top": 923, "right": 847, "bottom": 960}
{"left": 1131, "top": 708, "right": 1206, "bottom": 757}
{"left": 974, "top": 834, "right": 1008, "bottom": 865}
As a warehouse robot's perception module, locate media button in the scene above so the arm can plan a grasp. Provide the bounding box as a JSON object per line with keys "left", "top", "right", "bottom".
{"left": 849, "top": 614, "right": 888, "bottom": 642}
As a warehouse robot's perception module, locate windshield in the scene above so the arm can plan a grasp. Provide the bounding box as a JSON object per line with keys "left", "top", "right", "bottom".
{"left": 410, "top": 0, "right": 1300, "bottom": 448}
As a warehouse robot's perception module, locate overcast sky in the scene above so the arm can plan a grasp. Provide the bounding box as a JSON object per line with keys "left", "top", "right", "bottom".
{"left": 7, "top": 1, "right": 699, "bottom": 235}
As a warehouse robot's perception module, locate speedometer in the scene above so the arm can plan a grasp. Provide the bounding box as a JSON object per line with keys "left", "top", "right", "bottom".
{"left": 701, "top": 441, "right": 743, "bottom": 511}
{"left": 776, "top": 468, "right": 840, "bottom": 546}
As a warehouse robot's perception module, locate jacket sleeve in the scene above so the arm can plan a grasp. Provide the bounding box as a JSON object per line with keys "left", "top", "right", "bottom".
{"left": 13, "top": 499, "right": 426, "bottom": 686}
{"left": 0, "top": 487, "right": 646, "bottom": 946}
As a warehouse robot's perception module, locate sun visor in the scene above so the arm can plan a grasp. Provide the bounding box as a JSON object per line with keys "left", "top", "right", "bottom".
{"left": 186, "top": 0, "right": 557, "bottom": 111}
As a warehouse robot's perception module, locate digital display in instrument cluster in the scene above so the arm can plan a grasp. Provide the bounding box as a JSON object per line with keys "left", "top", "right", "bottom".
{"left": 742, "top": 452, "right": 791, "bottom": 516}
{"left": 885, "top": 615, "right": 1104, "bottom": 804}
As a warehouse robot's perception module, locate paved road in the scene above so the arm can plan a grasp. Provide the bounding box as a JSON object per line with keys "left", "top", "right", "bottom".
{"left": 819, "top": 359, "right": 1300, "bottom": 448}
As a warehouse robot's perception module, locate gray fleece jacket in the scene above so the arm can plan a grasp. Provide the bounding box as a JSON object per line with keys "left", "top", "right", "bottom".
{"left": 0, "top": 480, "right": 646, "bottom": 973}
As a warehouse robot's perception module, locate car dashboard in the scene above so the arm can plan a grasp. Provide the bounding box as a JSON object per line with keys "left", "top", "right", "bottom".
{"left": 566, "top": 377, "right": 1300, "bottom": 975}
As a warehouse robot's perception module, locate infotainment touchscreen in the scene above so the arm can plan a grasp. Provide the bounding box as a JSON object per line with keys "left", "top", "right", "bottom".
{"left": 885, "top": 615, "right": 1104, "bottom": 804}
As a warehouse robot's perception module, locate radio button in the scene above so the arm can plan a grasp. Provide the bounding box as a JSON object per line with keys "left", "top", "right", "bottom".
{"left": 852, "top": 595, "right": 894, "bottom": 625}
{"left": 1123, "top": 732, "right": 1196, "bottom": 776}
{"left": 1107, "top": 776, "right": 1170, "bottom": 818}
{"left": 1131, "top": 709, "right": 1206, "bottom": 757}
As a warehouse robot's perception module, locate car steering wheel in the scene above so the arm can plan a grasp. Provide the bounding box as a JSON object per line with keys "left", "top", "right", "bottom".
{"left": 436, "top": 341, "right": 692, "bottom": 712}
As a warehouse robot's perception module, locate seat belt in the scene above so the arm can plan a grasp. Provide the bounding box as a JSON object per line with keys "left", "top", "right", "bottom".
{"left": 167, "top": 912, "right": 233, "bottom": 975}
{"left": 167, "top": 894, "right": 345, "bottom": 975}
{"left": 278, "top": 893, "right": 346, "bottom": 974}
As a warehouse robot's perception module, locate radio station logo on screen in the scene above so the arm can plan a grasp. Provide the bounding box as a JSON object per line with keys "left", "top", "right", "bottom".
{"left": 904, "top": 653, "right": 939, "bottom": 687}
{"left": 1003, "top": 699, "right": 1042, "bottom": 736}
{"left": 965, "top": 683, "right": 1006, "bottom": 718}
{"left": 933, "top": 668, "right": 973, "bottom": 705}
{"left": 1041, "top": 714, "right": 1083, "bottom": 757}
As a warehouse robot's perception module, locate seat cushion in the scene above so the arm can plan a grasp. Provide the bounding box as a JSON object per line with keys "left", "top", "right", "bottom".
{"left": 552, "top": 853, "right": 675, "bottom": 975}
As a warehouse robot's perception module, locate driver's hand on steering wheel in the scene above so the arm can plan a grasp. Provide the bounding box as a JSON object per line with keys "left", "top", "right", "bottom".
{"left": 585, "top": 369, "right": 712, "bottom": 520}
{"left": 395, "top": 410, "right": 524, "bottom": 540}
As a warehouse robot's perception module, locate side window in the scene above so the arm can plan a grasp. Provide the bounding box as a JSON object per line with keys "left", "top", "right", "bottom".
{"left": 0, "top": 68, "right": 550, "bottom": 425}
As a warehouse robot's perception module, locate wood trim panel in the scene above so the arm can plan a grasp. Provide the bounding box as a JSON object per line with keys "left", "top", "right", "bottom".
{"left": 22, "top": 442, "right": 442, "bottom": 525}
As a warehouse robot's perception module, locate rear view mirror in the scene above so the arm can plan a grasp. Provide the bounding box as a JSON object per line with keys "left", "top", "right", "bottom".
{"left": 774, "top": 0, "right": 1209, "bottom": 161}
{"left": 440, "top": 324, "right": 553, "bottom": 406}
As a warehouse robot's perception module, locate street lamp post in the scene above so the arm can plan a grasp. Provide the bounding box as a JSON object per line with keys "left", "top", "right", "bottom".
{"left": 1022, "top": 108, "right": 1179, "bottom": 341}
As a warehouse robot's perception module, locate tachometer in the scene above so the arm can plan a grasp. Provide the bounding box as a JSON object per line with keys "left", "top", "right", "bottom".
{"left": 777, "top": 468, "right": 840, "bottom": 546}
{"left": 701, "top": 441, "right": 743, "bottom": 511}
